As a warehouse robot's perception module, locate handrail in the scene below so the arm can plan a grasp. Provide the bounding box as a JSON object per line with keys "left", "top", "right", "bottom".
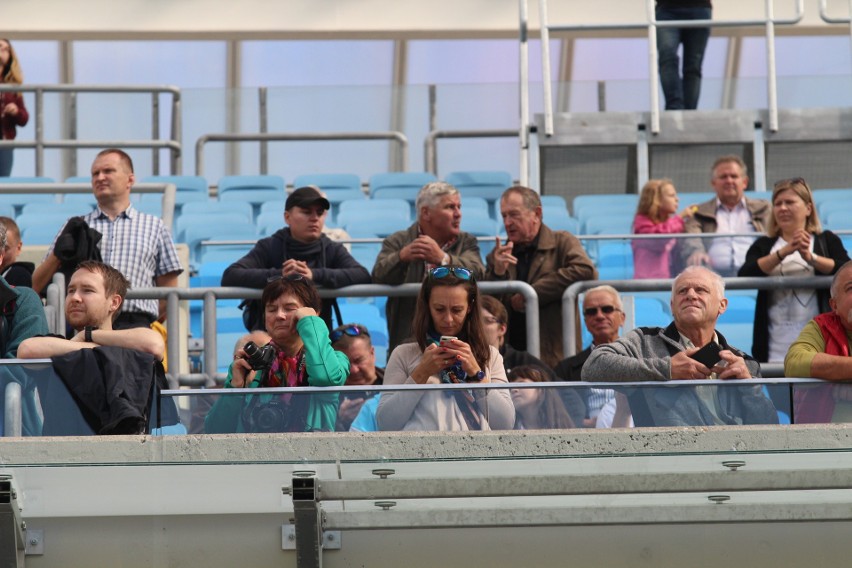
{"left": 561, "top": 275, "right": 832, "bottom": 358}
{"left": 818, "top": 0, "right": 852, "bottom": 70}
{"left": 0, "top": 84, "right": 182, "bottom": 176}
{"left": 423, "top": 128, "right": 519, "bottom": 175}
{"left": 195, "top": 131, "right": 409, "bottom": 178}
{"left": 118, "top": 281, "right": 539, "bottom": 388}
{"left": 535, "top": 0, "right": 805, "bottom": 136}
{"left": 0, "top": 182, "right": 177, "bottom": 234}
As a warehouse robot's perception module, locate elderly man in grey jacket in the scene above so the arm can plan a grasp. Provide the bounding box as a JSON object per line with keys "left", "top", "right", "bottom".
{"left": 582, "top": 266, "right": 777, "bottom": 426}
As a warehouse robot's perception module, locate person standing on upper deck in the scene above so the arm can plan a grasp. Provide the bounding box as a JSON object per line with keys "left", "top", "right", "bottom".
{"left": 656, "top": 0, "right": 712, "bottom": 110}
{"left": 680, "top": 155, "right": 770, "bottom": 277}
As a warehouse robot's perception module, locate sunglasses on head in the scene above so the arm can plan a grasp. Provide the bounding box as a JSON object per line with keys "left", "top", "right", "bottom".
{"left": 267, "top": 273, "right": 306, "bottom": 283}
{"left": 429, "top": 266, "right": 474, "bottom": 281}
{"left": 330, "top": 325, "right": 370, "bottom": 343}
{"left": 583, "top": 305, "right": 619, "bottom": 317}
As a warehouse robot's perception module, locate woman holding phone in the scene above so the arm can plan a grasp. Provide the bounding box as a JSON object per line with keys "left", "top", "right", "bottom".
{"left": 376, "top": 266, "right": 515, "bottom": 431}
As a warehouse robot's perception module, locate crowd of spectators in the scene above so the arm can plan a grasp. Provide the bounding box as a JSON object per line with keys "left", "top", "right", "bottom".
{"left": 2, "top": 147, "right": 851, "bottom": 436}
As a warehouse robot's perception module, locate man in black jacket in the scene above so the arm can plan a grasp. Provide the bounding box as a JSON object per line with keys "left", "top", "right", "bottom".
{"left": 221, "top": 186, "right": 371, "bottom": 331}
{"left": 18, "top": 261, "right": 164, "bottom": 361}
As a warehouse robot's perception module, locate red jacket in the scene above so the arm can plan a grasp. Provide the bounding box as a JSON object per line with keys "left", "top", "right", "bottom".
{"left": 0, "top": 91, "right": 28, "bottom": 140}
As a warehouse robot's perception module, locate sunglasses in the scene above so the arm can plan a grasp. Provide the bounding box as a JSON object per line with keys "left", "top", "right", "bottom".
{"left": 583, "top": 305, "right": 619, "bottom": 317}
{"left": 267, "top": 273, "right": 306, "bottom": 283}
{"left": 330, "top": 325, "right": 370, "bottom": 343}
{"left": 429, "top": 266, "right": 474, "bottom": 281}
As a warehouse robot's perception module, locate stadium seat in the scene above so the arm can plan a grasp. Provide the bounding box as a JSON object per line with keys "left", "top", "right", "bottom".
{"left": 445, "top": 170, "right": 512, "bottom": 216}
{"left": 181, "top": 200, "right": 254, "bottom": 220}
{"left": 256, "top": 210, "right": 285, "bottom": 237}
{"left": 19, "top": 202, "right": 92, "bottom": 217}
{"left": 21, "top": 225, "right": 61, "bottom": 246}
{"left": 142, "top": 175, "right": 209, "bottom": 207}
{"left": 584, "top": 215, "right": 633, "bottom": 235}
{"left": 16, "top": 213, "right": 72, "bottom": 236}
{"left": 198, "top": 243, "right": 254, "bottom": 265}
{"left": 292, "top": 173, "right": 364, "bottom": 223}
{"left": 216, "top": 331, "right": 248, "bottom": 373}
{"left": 462, "top": 197, "right": 491, "bottom": 220}
{"left": 183, "top": 222, "right": 257, "bottom": 266}
{"left": 337, "top": 198, "right": 410, "bottom": 228}
{"left": 370, "top": 172, "right": 437, "bottom": 201}
{"left": 596, "top": 241, "right": 634, "bottom": 280}
{"left": 542, "top": 207, "right": 579, "bottom": 234}
{"left": 0, "top": 176, "right": 58, "bottom": 214}
{"left": 217, "top": 175, "right": 286, "bottom": 215}
{"left": 344, "top": 218, "right": 407, "bottom": 239}
{"left": 824, "top": 208, "right": 852, "bottom": 231}
{"left": 574, "top": 197, "right": 638, "bottom": 231}
{"left": 814, "top": 188, "right": 852, "bottom": 217}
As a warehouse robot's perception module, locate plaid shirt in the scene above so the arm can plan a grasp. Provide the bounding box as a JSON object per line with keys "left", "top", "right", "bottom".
{"left": 47, "top": 204, "right": 183, "bottom": 318}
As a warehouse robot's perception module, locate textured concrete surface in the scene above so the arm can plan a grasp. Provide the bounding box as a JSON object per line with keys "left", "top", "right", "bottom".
{"left": 3, "top": 425, "right": 852, "bottom": 465}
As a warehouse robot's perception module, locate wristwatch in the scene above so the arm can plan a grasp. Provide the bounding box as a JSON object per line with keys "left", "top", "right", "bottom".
{"left": 84, "top": 326, "right": 95, "bottom": 343}
{"left": 471, "top": 370, "right": 486, "bottom": 382}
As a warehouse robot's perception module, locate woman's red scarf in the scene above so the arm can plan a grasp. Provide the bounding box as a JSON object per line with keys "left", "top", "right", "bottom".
{"left": 793, "top": 312, "right": 850, "bottom": 423}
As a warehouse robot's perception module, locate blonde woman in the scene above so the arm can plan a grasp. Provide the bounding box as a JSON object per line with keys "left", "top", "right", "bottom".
{"left": 0, "top": 39, "right": 28, "bottom": 176}
{"left": 631, "top": 178, "right": 692, "bottom": 279}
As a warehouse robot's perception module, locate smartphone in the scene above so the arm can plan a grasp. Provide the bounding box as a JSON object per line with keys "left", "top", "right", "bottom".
{"left": 440, "top": 335, "right": 457, "bottom": 346}
{"left": 689, "top": 342, "right": 722, "bottom": 368}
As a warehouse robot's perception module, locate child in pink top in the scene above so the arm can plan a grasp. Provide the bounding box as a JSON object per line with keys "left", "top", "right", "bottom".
{"left": 631, "top": 179, "right": 692, "bottom": 279}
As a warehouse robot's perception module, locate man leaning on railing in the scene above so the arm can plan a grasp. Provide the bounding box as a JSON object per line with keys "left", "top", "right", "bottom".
{"left": 582, "top": 266, "right": 777, "bottom": 426}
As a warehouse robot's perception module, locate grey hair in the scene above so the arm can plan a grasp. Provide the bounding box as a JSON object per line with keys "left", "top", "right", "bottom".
{"left": 831, "top": 260, "right": 852, "bottom": 299}
{"left": 583, "top": 284, "right": 623, "bottom": 310}
{"left": 672, "top": 266, "right": 725, "bottom": 299}
{"left": 415, "top": 182, "right": 459, "bottom": 218}
{"left": 0, "top": 221, "right": 7, "bottom": 252}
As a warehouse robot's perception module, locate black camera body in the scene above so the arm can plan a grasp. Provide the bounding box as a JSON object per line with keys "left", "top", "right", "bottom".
{"left": 243, "top": 340, "right": 276, "bottom": 370}
{"left": 243, "top": 398, "right": 290, "bottom": 433}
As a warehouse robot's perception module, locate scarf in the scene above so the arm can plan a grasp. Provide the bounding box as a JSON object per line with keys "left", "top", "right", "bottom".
{"left": 794, "top": 312, "right": 849, "bottom": 423}
{"left": 284, "top": 228, "right": 324, "bottom": 260}
{"left": 264, "top": 345, "right": 307, "bottom": 403}
{"left": 427, "top": 332, "right": 482, "bottom": 430}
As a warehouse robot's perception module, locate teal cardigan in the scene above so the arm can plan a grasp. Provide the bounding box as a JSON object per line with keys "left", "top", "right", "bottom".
{"left": 205, "top": 316, "right": 349, "bottom": 433}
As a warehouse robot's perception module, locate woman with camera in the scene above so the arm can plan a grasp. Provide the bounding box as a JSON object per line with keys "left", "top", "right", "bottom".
{"left": 376, "top": 266, "right": 514, "bottom": 431}
{"left": 205, "top": 275, "right": 349, "bottom": 433}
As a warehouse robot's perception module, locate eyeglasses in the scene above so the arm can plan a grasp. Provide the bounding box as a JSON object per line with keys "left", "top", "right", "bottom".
{"left": 583, "top": 305, "right": 619, "bottom": 317}
{"left": 330, "top": 325, "right": 370, "bottom": 344}
{"left": 483, "top": 316, "right": 503, "bottom": 325}
{"left": 429, "top": 266, "right": 474, "bottom": 281}
{"left": 267, "top": 273, "right": 306, "bottom": 283}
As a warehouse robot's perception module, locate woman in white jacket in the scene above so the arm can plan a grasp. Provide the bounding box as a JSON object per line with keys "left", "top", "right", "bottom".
{"left": 376, "top": 266, "right": 515, "bottom": 431}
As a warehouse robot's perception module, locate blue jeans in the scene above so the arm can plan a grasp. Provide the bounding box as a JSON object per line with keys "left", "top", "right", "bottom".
{"left": 656, "top": 7, "right": 712, "bottom": 110}
{"left": 0, "top": 148, "right": 12, "bottom": 177}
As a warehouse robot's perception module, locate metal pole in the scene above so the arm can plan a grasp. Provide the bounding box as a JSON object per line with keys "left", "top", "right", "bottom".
{"left": 539, "top": 0, "right": 554, "bottom": 137}
{"left": 647, "top": 0, "right": 661, "bottom": 134}
{"left": 172, "top": 91, "right": 182, "bottom": 175}
{"left": 765, "top": 0, "right": 779, "bottom": 132}
{"left": 203, "top": 291, "right": 218, "bottom": 382}
{"left": 259, "top": 87, "right": 268, "bottom": 175}
{"left": 152, "top": 92, "right": 161, "bottom": 174}
{"left": 166, "top": 291, "right": 180, "bottom": 389}
{"left": 519, "top": 0, "right": 530, "bottom": 187}
{"left": 4, "top": 382, "right": 22, "bottom": 437}
{"left": 427, "top": 84, "right": 437, "bottom": 173}
{"left": 35, "top": 88, "right": 44, "bottom": 176}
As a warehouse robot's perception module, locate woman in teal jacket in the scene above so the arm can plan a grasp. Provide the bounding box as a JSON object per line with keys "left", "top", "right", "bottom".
{"left": 205, "top": 275, "right": 349, "bottom": 433}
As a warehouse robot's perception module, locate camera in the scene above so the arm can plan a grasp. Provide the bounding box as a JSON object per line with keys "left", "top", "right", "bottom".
{"left": 243, "top": 340, "right": 275, "bottom": 370}
{"left": 242, "top": 398, "right": 290, "bottom": 433}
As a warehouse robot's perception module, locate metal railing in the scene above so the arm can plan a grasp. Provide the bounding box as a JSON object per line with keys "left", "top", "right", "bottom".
{"left": 530, "top": 0, "right": 805, "bottom": 136}
{"left": 108, "top": 281, "right": 539, "bottom": 388}
{"left": 0, "top": 84, "right": 182, "bottom": 176}
{"left": 561, "top": 274, "right": 833, "bottom": 358}
{"left": 194, "top": 131, "right": 409, "bottom": 178}
{"left": 424, "top": 129, "right": 520, "bottom": 176}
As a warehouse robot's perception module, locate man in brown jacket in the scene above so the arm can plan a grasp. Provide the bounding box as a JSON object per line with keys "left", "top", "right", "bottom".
{"left": 372, "top": 182, "right": 484, "bottom": 353}
{"left": 487, "top": 186, "right": 597, "bottom": 367}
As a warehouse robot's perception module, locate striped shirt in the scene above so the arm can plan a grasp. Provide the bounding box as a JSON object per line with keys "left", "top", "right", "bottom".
{"left": 46, "top": 205, "right": 183, "bottom": 318}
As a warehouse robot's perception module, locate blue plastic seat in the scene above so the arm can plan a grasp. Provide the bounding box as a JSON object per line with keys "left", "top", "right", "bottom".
{"left": 255, "top": 210, "right": 284, "bottom": 237}
{"left": 16, "top": 213, "right": 72, "bottom": 234}
{"left": 350, "top": 242, "right": 381, "bottom": 273}
{"left": 183, "top": 222, "right": 257, "bottom": 266}
{"left": 292, "top": 173, "right": 365, "bottom": 223}
{"left": 445, "top": 170, "right": 512, "bottom": 216}
{"left": 543, "top": 207, "right": 579, "bottom": 233}
{"left": 181, "top": 200, "right": 254, "bottom": 220}
{"left": 345, "top": 218, "right": 407, "bottom": 239}
{"left": 540, "top": 195, "right": 568, "bottom": 210}
{"left": 142, "top": 175, "right": 209, "bottom": 206}
{"left": 216, "top": 332, "right": 249, "bottom": 373}
{"left": 717, "top": 295, "right": 756, "bottom": 325}
{"left": 813, "top": 188, "right": 852, "bottom": 216}
{"left": 194, "top": 261, "right": 231, "bottom": 287}
{"left": 337, "top": 198, "right": 410, "bottom": 228}
{"left": 19, "top": 202, "right": 93, "bottom": 217}
{"left": 0, "top": 176, "right": 58, "bottom": 214}
{"left": 217, "top": 175, "right": 286, "bottom": 214}
{"left": 198, "top": 243, "right": 254, "bottom": 265}
{"left": 824, "top": 209, "right": 852, "bottom": 231}
{"left": 584, "top": 215, "right": 634, "bottom": 235}
{"left": 462, "top": 197, "right": 491, "bottom": 219}
{"left": 369, "top": 172, "right": 437, "bottom": 198}
{"left": 21, "top": 225, "right": 62, "bottom": 246}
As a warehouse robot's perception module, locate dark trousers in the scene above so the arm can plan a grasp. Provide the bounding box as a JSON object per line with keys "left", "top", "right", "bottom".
{"left": 656, "top": 6, "right": 712, "bottom": 110}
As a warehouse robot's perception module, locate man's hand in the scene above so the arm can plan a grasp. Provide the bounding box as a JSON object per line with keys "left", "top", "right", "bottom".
{"left": 714, "top": 350, "right": 752, "bottom": 380}
{"left": 492, "top": 237, "right": 517, "bottom": 276}
{"left": 400, "top": 236, "right": 444, "bottom": 265}
{"left": 282, "top": 259, "right": 313, "bottom": 280}
{"left": 670, "top": 349, "right": 712, "bottom": 380}
{"left": 687, "top": 251, "right": 710, "bottom": 267}
{"left": 510, "top": 293, "right": 525, "bottom": 312}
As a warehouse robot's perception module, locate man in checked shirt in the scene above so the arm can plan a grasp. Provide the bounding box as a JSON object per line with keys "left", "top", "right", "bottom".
{"left": 32, "top": 148, "right": 183, "bottom": 329}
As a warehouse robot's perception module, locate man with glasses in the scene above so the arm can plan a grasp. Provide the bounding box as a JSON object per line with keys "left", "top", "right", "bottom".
{"left": 329, "top": 323, "right": 384, "bottom": 431}
{"left": 373, "top": 181, "right": 484, "bottom": 353}
{"left": 553, "top": 285, "right": 625, "bottom": 427}
{"left": 487, "top": 185, "right": 597, "bottom": 367}
{"left": 681, "top": 155, "right": 770, "bottom": 276}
